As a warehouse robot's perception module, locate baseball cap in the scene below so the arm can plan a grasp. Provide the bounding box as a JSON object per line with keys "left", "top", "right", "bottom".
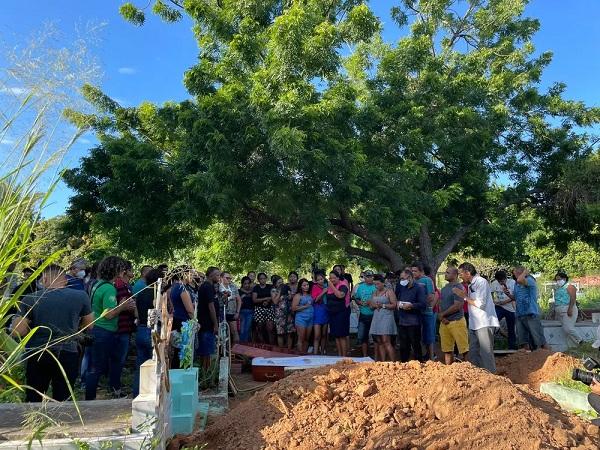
{"left": 70, "top": 258, "right": 89, "bottom": 270}
{"left": 363, "top": 270, "right": 374, "bottom": 277}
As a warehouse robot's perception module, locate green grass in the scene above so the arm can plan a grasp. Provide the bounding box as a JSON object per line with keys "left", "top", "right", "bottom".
{"left": 554, "top": 376, "right": 592, "bottom": 394}
{"left": 579, "top": 287, "right": 600, "bottom": 309}
{"left": 565, "top": 341, "right": 600, "bottom": 360}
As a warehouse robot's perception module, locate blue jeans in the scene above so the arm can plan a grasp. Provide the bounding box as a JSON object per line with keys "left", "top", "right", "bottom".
{"left": 80, "top": 346, "right": 93, "bottom": 385}
{"left": 85, "top": 327, "right": 121, "bottom": 400}
{"left": 113, "top": 333, "right": 130, "bottom": 391}
{"left": 495, "top": 306, "right": 517, "bottom": 349}
{"left": 357, "top": 314, "right": 373, "bottom": 344}
{"left": 133, "top": 326, "right": 152, "bottom": 397}
{"left": 239, "top": 309, "right": 254, "bottom": 342}
{"left": 517, "top": 314, "right": 547, "bottom": 349}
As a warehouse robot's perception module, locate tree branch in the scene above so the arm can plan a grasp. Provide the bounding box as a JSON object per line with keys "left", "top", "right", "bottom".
{"left": 241, "top": 203, "right": 304, "bottom": 232}
{"left": 327, "top": 231, "right": 390, "bottom": 267}
{"left": 329, "top": 210, "right": 404, "bottom": 270}
{"left": 433, "top": 223, "right": 474, "bottom": 270}
{"left": 418, "top": 223, "right": 434, "bottom": 265}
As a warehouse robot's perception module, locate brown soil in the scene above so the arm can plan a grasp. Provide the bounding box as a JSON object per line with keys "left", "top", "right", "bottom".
{"left": 496, "top": 349, "right": 579, "bottom": 389}
{"left": 175, "top": 360, "right": 600, "bottom": 450}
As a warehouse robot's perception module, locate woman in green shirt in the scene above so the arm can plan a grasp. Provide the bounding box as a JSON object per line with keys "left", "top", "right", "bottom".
{"left": 85, "top": 256, "right": 136, "bottom": 400}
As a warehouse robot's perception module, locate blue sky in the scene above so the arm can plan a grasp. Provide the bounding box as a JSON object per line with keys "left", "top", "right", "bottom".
{"left": 1, "top": 0, "right": 599, "bottom": 218}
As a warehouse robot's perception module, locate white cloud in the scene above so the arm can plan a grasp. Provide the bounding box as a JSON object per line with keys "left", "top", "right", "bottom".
{"left": 0, "top": 87, "right": 28, "bottom": 95}
{"left": 0, "top": 137, "right": 16, "bottom": 146}
{"left": 79, "top": 138, "right": 92, "bottom": 144}
{"left": 118, "top": 67, "right": 137, "bottom": 75}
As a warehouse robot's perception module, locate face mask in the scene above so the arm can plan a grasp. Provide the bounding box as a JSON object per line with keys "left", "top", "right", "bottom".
{"left": 399, "top": 279, "right": 409, "bottom": 287}
{"left": 556, "top": 279, "right": 566, "bottom": 287}
{"left": 76, "top": 270, "right": 86, "bottom": 279}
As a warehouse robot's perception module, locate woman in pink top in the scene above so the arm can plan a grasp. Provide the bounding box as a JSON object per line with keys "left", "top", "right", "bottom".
{"left": 311, "top": 271, "right": 329, "bottom": 355}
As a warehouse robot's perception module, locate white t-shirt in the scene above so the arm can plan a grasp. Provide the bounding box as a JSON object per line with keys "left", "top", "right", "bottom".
{"left": 467, "top": 275, "right": 500, "bottom": 331}
{"left": 490, "top": 279, "right": 516, "bottom": 313}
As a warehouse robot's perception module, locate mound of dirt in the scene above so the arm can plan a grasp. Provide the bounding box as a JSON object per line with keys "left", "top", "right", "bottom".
{"left": 496, "top": 349, "right": 579, "bottom": 389}
{"left": 179, "top": 360, "right": 599, "bottom": 450}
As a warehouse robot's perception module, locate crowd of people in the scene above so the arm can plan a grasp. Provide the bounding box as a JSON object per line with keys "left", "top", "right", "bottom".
{"left": 4, "top": 254, "right": 584, "bottom": 403}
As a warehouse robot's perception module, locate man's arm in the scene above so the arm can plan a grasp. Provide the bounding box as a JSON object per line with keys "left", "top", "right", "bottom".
{"left": 80, "top": 313, "right": 94, "bottom": 331}
{"left": 414, "top": 285, "right": 427, "bottom": 311}
{"left": 517, "top": 269, "right": 529, "bottom": 286}
{"left": 208, "top": 301, "right": 218, "bottom": 334}
{"left": 11, "top": 315, "right": 30, "bottom": 338}
{"left": 440, "top": 299, "right": 463, "bottom": 319}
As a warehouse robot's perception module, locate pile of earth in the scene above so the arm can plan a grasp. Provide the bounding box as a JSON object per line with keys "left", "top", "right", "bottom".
{"left": 175, "top": 360, "right": 600, "bottom": 450}
{"left": 496, "top": 349, "right": 579, "bottom": 389}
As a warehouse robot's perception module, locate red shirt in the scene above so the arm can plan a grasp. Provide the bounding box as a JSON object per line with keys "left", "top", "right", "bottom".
{"left": 115, "top": 277, "right": 135, "bottom": 334}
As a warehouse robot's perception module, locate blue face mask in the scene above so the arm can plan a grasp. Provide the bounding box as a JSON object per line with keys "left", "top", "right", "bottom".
{"left": 399, "top": 279, "right": 409, "bottom": 287}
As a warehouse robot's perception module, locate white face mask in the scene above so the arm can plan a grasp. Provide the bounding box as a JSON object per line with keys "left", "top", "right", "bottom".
{"left": 556, "top": 279, "right": 566, "bottom": 287}
{"left": 76, "top": 270, "right": 86, "bottom": 279}
{"left": 399, "top": 279, "right": 409, "bottom": 287}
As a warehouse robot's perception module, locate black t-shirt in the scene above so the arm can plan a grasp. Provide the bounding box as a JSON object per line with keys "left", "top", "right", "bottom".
{"left": 253, "top": 284, "right": 272, "bottom": 307}
{"left": 326, "top": 285, "right": 349, "bottom": 313}
{"left": 136, "top": 288, "right": 154, "bottom": 327}
{"left": 197, "top": 281, "right": 217, "bottom": 330}
{"left": 19, "top": 288, "right": 91, "bottom": 353}
{"left": 240, "top": 289, "right": 254, "bottom": 310}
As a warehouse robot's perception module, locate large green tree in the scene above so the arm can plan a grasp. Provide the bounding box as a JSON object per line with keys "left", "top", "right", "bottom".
{"left": 64, "top": 0, "right": 599, "bottom": 271}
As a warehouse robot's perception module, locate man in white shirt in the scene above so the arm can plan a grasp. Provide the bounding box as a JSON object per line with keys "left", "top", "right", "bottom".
{"left": 454, "top": 262, "right": 500, "bottom": 373}
{"left": 490, "top": 270, "right": 517, "bottom": 350}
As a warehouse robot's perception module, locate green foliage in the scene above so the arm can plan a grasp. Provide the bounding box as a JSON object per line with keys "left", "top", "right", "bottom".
{"left": 120, "top": 1, "right": 184, "bottom": 26}
{"left": 120, "top": 3, "right": 146, "bottom": 26}
{"left": 525, "top": 233, "right": 600, "bottom": 276}
{"left": 66, "top": 0, "right": 600, "bottom": 272}
{"left": 538, "top": 151, "right": 600, "bottom": 249}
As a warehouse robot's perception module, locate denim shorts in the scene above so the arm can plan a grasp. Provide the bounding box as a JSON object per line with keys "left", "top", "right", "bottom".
{"left": 197, "top": 331, "right": 216, "bottom": 357}
{"left": 517, "top": 314, "right": 546, "bottom": 348}
{"left": 295, "top": 313, "right": 313, "bottom": 329}
{"left": 357, "top": 314, "right": 373, "bottom": 344}
{"left": 421, "top": 312, "right": 437, "bottom": 345}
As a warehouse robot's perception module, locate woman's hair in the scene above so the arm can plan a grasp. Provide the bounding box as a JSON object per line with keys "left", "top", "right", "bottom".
{"left": 373, "top": 274, "right": 384, "bottom": 283}
{"left": 298, "top": 278, "right": 310, "bottom": 292}
{"left": 271, "top": 275, "right": 282, "bottom": 285}
{"left": 555, "top": 271, "right": 569, "bottom": 282}
{"left": 401, "top": 268, "right": 413, "bottom": 278}
{"left": 329, "top": 271, "right": 340, "bottom": 281}
{"left": 257, "top": 272, "right": 268, "bottom": 281}
{"left": 169, "top": 265, "right": 191, "bottom": 282}
{"left": 98, "top": 256, "right": 125, "bottom": 281}
{"left": 288, "top": 271, "right": 299, "bottom": 279}
{"left": 240, "top": 276, "right": 251, "bottom": 285}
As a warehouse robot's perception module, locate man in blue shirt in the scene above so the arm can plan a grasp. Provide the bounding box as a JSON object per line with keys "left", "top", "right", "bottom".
{"left": 132, "top": 265, "right": 153, "bottom": 296}
{"left": 513, "top": 266, "right": 548, "bottom": 351}
{"left": 395, "top": 268, "right": 426, "bottom": 362}
{"left": 411, "top": 261, "right": 437, "bottom": 361}
{"left": 352, "top": 270, "right": 377, "bottom": 357}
